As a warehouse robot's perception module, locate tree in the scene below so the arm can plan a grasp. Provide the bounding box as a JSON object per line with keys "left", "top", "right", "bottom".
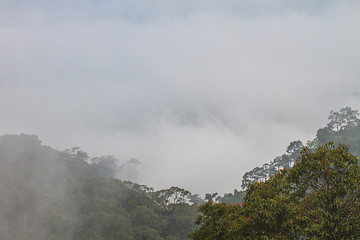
{"left": 65, "top": 147, "right": 90, "bottom": 162}
{"left": 339, "top": 107, "right": 360, "bottom": 127}
{"left": 130, "top": 206, "right": 166, "bottom": 230}
{"left": 328, "top": 110, "right": 344, "bottom": 131}
{"left": 286, "top": 142, "right": 360, "bottom": 239}
{"left": 216, "top": 190, "right": 246, "bottom": 205}
{"left": 88, "top": 155, "right": 119, "bottom": 178}
{"left": 190, "top": 142, "right": 360, "bottom": 239}
{"left": 188, "top": 194, "right": 204, "bottom": 206}
{"left": 286, "top": 140, "right": 303, "bottom": 158}
{"left": 327, "top": 107, "right": 360, "bottom": 131}
{"left": 204, "top": 192, "right": 218, "bottom": 202}
{"left": 153, "top": 187, "right": 191, "bottom": 210}
{"left": 241, "top": 141, "right": 303, "bottom": 190}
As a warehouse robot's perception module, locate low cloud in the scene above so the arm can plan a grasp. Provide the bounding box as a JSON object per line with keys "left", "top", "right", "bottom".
{"left": 0, "top": 0, "right": 359, "bottom": 195}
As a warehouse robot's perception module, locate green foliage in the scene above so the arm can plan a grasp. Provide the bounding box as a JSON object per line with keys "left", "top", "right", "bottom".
{"left": 327, "top": 107, "right": 359, "bottom": 132}
{"left": 287, "top": 143, "right": 360, "bottom": 239}
{"left": 240, "top": 140, "right": 304, "bottom": 190}
{"left": 317, "top": 107, "right": 360, "bottom": 159}
{"left": 2, "top": 106, "right": 360, "bottom": 239}
{"left": 216, "top": 189, "right": 246, "bottom": 205}
{"left": 240, "top": 106, "right": 360, "bottom": 192}
{"left": 190, "top": 143, "right": 360, "bottom": 239}
{"left": 0, "top": 134, "right": 198, "bottom": 240}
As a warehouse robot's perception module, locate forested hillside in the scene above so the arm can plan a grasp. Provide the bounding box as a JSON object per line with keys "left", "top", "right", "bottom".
{"left": 190, "top": 107, "right": 360, "bottom": 239}
{"left": 242, "top": 107, "right": 360, "bottom": 185}
{"left": 0, "top": 134, "right": 199, "bottom": 240}
{"left": 1, "top": 107, "right": 359, "bottom": 239}
{"left": 214, "top": 107, "right": 360, "bottom": 205}
{"left": 190, "top": 143, "right": 360, "bottom": 239}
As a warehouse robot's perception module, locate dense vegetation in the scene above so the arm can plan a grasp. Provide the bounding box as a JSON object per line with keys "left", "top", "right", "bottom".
{"left": 190, "top": 143, "right": 360, "bottom": 239}
{"left": 190, "top": 107, "right": 360, "bottom": 239}
{"left": 1, "top": 107, "right": 359, "bottom": 239}
{"left": 0, "top": 134, "right": 200, "bottom": 240}
{"left": 213, "top": 107, "right": 360, "bottom": 205}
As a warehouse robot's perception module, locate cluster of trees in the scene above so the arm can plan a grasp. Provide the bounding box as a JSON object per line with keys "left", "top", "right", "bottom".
{"left": 70, "top": 179, "right": 199, "bottom": 240}
{"left": 317, "top": 107, "right": 360, "bottom": 158}
{"left": 190, "top": 143, "right": 360, "bottom": 239}
{"left": 0, "top": 134, "right": 199, "bottom": 240}
{"left": 190, "top": 106, "right": 360, "bottom": 239}
{"left": 213, "top": 107, "right": 360, "bottom": 205}
{"left": 241, "top": 140, "right": 304, "bottom": 190}
{"left": 209, "top": 140, "right": 306, "bottom": 205}
{"left": 1, "top": 106, "right": 359, "bottom": 239}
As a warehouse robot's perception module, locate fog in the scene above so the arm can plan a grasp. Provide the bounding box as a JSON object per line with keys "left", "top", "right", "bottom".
{"left": 1, "top": 0, "right": 360, "bottom": 195}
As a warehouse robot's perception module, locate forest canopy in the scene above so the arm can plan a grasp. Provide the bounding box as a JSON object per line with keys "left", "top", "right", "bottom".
{"left": 0, "top": 107, "right": 360, "bottom": 239}
{"left": 190, "top": 143, "right": 360, "bottom": 239}
{"left": 0, "top": 134, "right": 199, "bottom": 240}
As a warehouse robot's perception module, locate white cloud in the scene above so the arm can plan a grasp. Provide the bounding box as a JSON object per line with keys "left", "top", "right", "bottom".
{"left": 0, "top": 0, "right": 360, "bottom": 195}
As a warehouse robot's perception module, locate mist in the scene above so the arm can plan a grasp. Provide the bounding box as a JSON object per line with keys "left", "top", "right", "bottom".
{"left": 1, "top": 0, "right": 360, "bottom": 195}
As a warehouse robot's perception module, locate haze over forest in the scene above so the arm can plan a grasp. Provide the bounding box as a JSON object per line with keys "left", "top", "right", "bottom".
{"left": 1, "top": 0, "right": 360, "bottom": 195}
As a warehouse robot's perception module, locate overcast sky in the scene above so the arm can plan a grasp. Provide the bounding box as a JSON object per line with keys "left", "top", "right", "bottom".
{"left": 1, "top": 0, "right": 360, "bottom": 195}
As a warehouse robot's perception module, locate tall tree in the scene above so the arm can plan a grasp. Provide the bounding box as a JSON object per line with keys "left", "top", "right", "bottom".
{"left": 327, "top": 107, "right": 359, "bottom": 131}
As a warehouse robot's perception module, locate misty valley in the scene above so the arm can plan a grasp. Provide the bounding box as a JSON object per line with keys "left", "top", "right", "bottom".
{"left": 0, "top": 107, "right": 360, "bottom": 239}
{"left": 1, "top": 0, "right": 359, "bottom": 238}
